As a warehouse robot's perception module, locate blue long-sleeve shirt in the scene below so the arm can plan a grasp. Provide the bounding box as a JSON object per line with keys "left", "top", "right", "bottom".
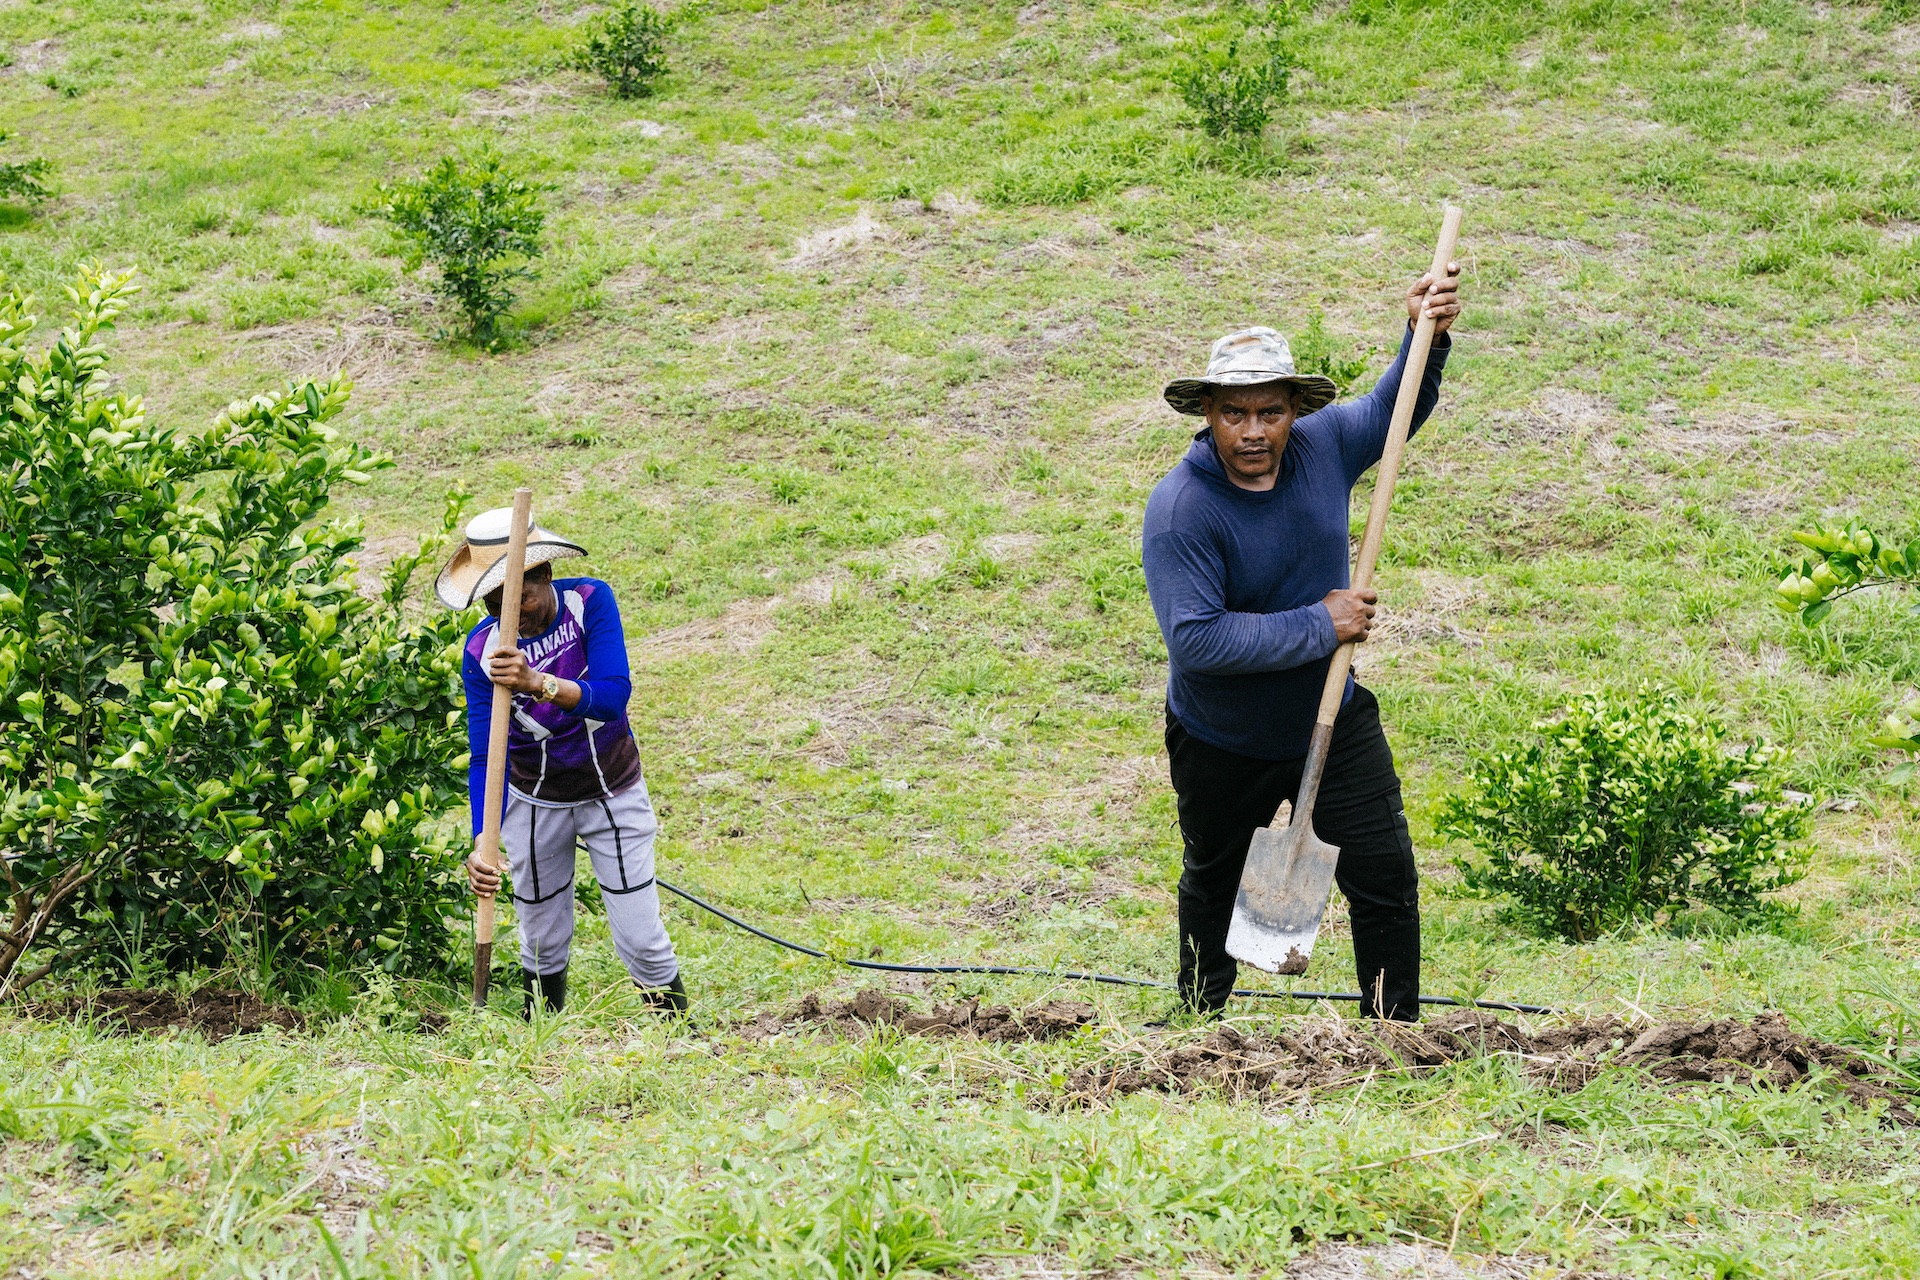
{"left": 1142, "top": 325, "right": 1450, "bottom": 760}
{"left": 462, "top": 577, "right": 640, "bottom": 834}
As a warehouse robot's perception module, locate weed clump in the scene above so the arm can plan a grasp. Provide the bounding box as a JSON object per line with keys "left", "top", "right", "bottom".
{"left": 0, "top": 131, "right": 52, "bottom": 204}
{"left": 1439, "top": 686, "right": 1812, "bottom": 943}
{"left": 570, "top": 2, "right": 677, "bottom": 100}
{"left": 1290, "top": 308, "right": 1371, "bottom": 396}
{"left": 370, "top": 147, "right": 547, "bottom": 346}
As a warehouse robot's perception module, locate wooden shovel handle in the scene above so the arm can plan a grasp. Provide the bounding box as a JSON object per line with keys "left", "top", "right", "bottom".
{"left": 1311, "top": 204, "right": 1463, "bottom": 733}
{"left": 472, "top": 487, "right": 534, "bottom": 1005}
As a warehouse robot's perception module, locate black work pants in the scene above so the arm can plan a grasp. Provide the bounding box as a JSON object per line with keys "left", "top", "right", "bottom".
{"left": 1166, "top": 685, "right": 1421, "bottom": 1021}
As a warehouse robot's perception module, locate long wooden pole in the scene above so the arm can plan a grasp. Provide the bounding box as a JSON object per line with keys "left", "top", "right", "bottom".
{"left": 1291, "top": 204, "right": 1463, "bottom": 837}
{"left": 472, "top": 488, "right": 534, "bottom": 1007}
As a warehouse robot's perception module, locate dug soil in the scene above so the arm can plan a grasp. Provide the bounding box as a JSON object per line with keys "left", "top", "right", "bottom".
{"left": 1070, "top": 1009, "right": 1916, "bottom": 1121}
{"left": 766, "top": 987, "right": 1098, "bottom": 1042}
{"left": 768, "top": 989, "right": 1915, "bottom": 1121}
{"left": 31, "top": 988, "right": 304, "bottom": 1041}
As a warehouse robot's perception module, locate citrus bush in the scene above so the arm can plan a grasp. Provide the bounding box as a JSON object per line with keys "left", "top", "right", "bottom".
{"left": 1439, "top": 687, "right": 1812, "bottom": 942}
{"left": 1173, "top": 36, "right": 1294, "bottom": 140}
{"left": 0, "top": 266, "right": 473, "bottom": 993}
{"left": 570, "top": 2, "right": 676, "bottom": 99}
{"left": 1776, "top": 520, "right": 1920, "bottom": 780}
{"left": 370, "top": 147, "right": 547, "bottom": 347}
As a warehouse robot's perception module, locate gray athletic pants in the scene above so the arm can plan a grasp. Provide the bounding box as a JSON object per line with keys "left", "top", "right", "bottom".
{"left": 503, "top": 780, "right": 680, "bottom": 987}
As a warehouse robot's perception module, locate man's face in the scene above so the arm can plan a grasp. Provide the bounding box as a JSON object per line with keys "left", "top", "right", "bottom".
{"left": 1203, "top": 382, "right": 1297, "bottom": 492}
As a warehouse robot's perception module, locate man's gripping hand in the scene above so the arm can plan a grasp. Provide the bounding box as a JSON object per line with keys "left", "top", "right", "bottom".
{"left": 1322, "top": 588, "right": 1379, "bottom": 644}
{"left": 1405, "top": 261, "right": 1462, "bottom": 334}
{"left": 467, "top": 847, "right": 503, "bottom": 896}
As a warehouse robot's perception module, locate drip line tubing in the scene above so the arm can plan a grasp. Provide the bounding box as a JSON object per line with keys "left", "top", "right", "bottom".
{"left": 657, "top": 878, "right": 1556, "bottom": 1016}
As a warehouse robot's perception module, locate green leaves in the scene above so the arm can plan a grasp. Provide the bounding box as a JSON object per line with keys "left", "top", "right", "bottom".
{"left": 0, "top": 267, "right": 474, "bottom": 991}
{"left": 1778, "top": 519, "right": 1917, "bottom": 625}
{"left": 1172, "top": 33, "right": 1295, "bottom": 141}
{"left": 1776, "top": 519, "right": 1920, "bottom": 778}
{"left": 569, "top": 2, "right": 679, "bottom": 100}
{"left": 1439, "top": 685, "right": 1812, "bottom": 943}
{"left": 0, "top": 131, "right": 53, "bottom": 207}
{"left": 370, "top": 147, "right": 548, "bottom": 347}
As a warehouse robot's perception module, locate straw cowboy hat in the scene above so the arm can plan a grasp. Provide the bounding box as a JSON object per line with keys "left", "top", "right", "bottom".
{"left": 434, "top": 507, "right": 587, "bottom": 609}
{"left": 1162, "top": 326, "right": 1338, "bottom": 418}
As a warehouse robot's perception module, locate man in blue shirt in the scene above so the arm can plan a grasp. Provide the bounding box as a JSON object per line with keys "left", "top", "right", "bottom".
{"left": 1143, "top": 266, "right": 1461, "bottom": 1020}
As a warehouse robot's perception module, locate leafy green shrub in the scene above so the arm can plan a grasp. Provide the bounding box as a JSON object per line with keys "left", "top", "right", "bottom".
{"left": 371, "top": 148, "right": 547, "bottom": 346}
{"left": 0, "top": 131, "right": 52, "bottom": 204}
{"left": 1173, "top": 38, "right": 1294, "bottom": 140}
{"left": 1776, "top": 520, "right": 1920, "bottom": 779}
{"left": 1439, "top": 687, "right": 1811, "bottom": 943}
{"left": 1290, "top": 308, "right": 1371, "bottom": 396}
{"left": 0, "top": 266, "right": 472, "bottom": 994}
{"left": 570, "top": 2, "right": 675, "bottom": 99}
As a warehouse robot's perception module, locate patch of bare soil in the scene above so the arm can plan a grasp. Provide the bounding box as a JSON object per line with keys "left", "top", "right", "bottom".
{"left": 30, "top": 988, "right": 304, "bottom": 1041}
{"left": 1286, "top": 1242, "right": 1561, "bottom": 1279}
{"left": 1065, "top": 1010, "right": 1916, "bottom": 1122}
{"left": 765, "top": 988, "right": 1096, "bottom": 1042}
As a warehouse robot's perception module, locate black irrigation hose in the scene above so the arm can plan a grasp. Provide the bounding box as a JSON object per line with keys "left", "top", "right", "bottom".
{"left": 657, "top": 878, "right": 1557, "bottom": 1016}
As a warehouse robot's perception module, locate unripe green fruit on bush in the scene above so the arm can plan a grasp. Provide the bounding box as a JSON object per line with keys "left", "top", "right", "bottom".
{"left": 0, "top": 266, "right": 473, "bottom": 992}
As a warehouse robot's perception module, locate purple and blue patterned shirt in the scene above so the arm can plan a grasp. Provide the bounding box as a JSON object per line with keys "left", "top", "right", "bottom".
{"left": 462, "top": 577, "right": 641, "bottom": 834}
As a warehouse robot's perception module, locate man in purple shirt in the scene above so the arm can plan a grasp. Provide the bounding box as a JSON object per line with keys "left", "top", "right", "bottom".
{"left": 437, "top": 508, "right": 685, "bottom": 1016}
{"left": 1143, "top": 266, "right": 1461, "bottom": 1021}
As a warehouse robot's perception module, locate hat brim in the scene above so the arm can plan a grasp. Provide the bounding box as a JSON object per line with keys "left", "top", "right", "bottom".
{"left": 1163, "top": 373, "right": 1338, "bottom": 418}
{"left": 434, "top": 534, "right": 587, "bottom": 609}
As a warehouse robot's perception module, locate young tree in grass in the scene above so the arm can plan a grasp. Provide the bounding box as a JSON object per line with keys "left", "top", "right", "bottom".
{"left": 1440, "top": 687, "right": 1811, "bottom": 942}
{"left": 570, "top": 3, "right": 677, "bottom": 99}
{"left": 1174, "top": 38, "right": 1294, "bottom": 141}
{"left": 0, "top": 266, "right": 473, "bottom": 994}
{"left": 371, "top": 147, "right": 547, "bottom": 347}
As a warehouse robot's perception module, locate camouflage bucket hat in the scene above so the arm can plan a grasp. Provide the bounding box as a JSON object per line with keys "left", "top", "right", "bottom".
{"left": 1163, "top": 326, "right": 1338, "bottom": 418}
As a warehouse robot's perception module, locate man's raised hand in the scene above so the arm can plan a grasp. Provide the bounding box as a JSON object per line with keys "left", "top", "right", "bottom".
{"left": 1322, "top": 587, "right": 1379, "bottom": 643}
{"left": 1405, "top": 261, "right": 1462, "bottom": 334}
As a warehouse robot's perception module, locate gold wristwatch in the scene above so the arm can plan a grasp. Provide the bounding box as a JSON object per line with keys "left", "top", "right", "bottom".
{"left": 538, "top": 673, "right": 560, "bottom": 703}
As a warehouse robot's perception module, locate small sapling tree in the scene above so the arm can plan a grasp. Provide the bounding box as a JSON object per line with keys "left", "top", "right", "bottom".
{"left": 1290, "top": 308, "right": 1370, "bottom": 396}
{"left": 1440, "top": 686, "right": 1811, "bottom": 942}
{"left": 1776, "top": 521, "right": 1920, "bottom": 779}
{"left": 0, "top": 131, "right": 52, "bottom": 205}
{"left": 570, "top": 3, "right": 675, "bottom": 99}
{"left": 0, "top": 266, "right": 473, "bottom": 994}
{"left": 1173, "top": 36, "right": 1294, "bottom": 141}
{"left": 371, "top": 148, "right": 547, "bottom": 347}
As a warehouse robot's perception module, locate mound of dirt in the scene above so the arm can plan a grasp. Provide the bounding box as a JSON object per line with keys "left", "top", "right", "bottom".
{"left": 31, "top": 988, "right": 304, "bottom": 1041}
{"left": 1066, "top": 1010, "right": 1915, "bottom": 1122}
{"left": 784, "top": 988, "right": 1096, "bottom": 1042}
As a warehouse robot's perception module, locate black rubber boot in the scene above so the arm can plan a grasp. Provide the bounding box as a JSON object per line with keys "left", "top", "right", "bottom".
{"left": 637, "top": 971, "right": 689, "bottom": 1015}
{"left": 522, "top": 967, "right": 567, "bottom": 1018}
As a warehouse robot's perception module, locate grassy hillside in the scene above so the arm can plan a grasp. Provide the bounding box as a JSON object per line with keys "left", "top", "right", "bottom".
{"left": 4, "top": 0, "right": 1920, "bottom": 1274}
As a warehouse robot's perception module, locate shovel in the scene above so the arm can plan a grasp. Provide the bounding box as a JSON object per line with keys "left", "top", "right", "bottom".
{"left": 472, "top": 487, "right": 534, "bottom": 1007}
{"left": 1225, "top": 204, "right": 1463, "bottom": 976}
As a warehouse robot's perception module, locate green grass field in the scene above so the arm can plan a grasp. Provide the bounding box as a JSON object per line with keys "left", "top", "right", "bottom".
{"left": 5, "top": 0, "right": 1920, "bottom": 1274}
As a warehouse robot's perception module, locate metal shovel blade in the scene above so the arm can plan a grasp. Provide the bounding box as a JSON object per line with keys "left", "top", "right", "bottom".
{"left": 1226, "top": 818, "right": 1342, "bottom": 975}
